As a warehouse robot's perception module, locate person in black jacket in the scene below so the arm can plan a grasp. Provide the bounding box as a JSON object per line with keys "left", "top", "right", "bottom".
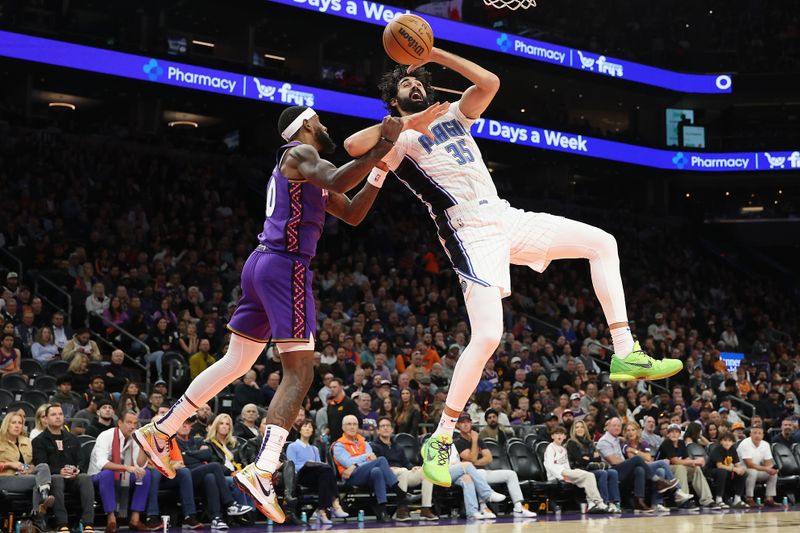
{"left": 174, "top": 420, "right": 251, "bottom": 529}
{"left": 370, "top": 417, "right": 434, "bottom": 521}
{"left": 326, "top": 378, "right": 359, "bottom": 442}
{"left": 232, "top": 371, "right": 263, "bottom": 415}
{"left": 31, "top": 404, "right": 95, "bottom": 533}
{"left": 233, "top": 404, "right": 261, "bottom": 441}
{"left": 565, "top": 419, "right": 621, "bottom": 512}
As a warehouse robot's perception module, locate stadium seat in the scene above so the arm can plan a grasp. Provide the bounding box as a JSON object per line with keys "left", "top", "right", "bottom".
{"left": 7, "top": 401, "right": 36, "bottom": 418}
{"left": 793, "top": 443, "right": 800, "bottom": 468}
{"left": 0, "top": 389, "right": 14, "bottom": 411}
{"left": 79, "top": 440, "right": 96, "bottom": 473}
{"left": 77, "top": 434, "right": 96, "bottom": 444}
{"left": 687, "top": 442, "right": 707, "bottom": 461}
{"left": 394, "top": 432, "right": 420, "bottom": 467}
{"left": 1, "top": 374, "right": 29, "bottom": 393}
{"left": 20, "top": 390, "right": 49, "bottom": 409}
{"left": 483, "top": 438, "right": 512, "bottom": 470}
{"left": 771, "top": 442, "right": 800, "bottom": 497}
{"left": 20, "top": 359, "right": 44, "bottom": 377}
{"left": 33, "top": 374, "right": 57, "bottom": 394}
{"left": 524, "top": 433, "right": 538, "bottom": 450}
{"left": 47, "top": 360, "right": 69, "bottom": 378}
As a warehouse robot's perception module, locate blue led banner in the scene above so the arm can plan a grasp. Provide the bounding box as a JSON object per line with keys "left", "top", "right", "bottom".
{"left": 1, "top": 30, "right": 795, "bottom": 172}
{"left": 264, "top": 0, "right": 732, "bottom": 94}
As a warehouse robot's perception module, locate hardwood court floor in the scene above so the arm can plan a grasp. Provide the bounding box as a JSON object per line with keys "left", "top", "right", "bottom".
{"left": 229, "top": 508, "right": 800, "bottom": 533}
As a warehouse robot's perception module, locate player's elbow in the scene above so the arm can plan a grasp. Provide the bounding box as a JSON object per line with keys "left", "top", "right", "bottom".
{"left": 342, "top": 137, "right": 356, "bottom": 156}
{"left": 483, "top": 73, "right": 500, "bottom": 92}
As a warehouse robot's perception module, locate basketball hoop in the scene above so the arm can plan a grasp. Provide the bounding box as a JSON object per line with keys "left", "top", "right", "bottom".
{"left": 483, "top": 0, "right": 537, "bottom": 10}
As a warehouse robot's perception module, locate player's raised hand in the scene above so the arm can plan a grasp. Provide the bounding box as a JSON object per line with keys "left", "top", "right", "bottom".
{"left": 402, "top": 101, "right": 450, "bottom": 140}
{"left": 407, "top": 47, "right": 442, "bottom": 74}
{"left": 379, "top": 115, "right": 403, "bottom": 144}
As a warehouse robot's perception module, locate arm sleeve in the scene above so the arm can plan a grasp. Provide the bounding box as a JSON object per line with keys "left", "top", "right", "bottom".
{"left": 286, "top": 442, "right": 299, "bottom": 464}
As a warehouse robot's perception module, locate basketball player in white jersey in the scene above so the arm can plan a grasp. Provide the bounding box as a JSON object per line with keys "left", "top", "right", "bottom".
{"left": 343, "top": 47, "right": 682, "bottom": 488}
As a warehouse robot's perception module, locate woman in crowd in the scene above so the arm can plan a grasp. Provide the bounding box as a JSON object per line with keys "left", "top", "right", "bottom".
{"left": 67, "top": 354, "right": 92, "bottom": 394}
{"left": 0, "top": 411, "right": 55, "bottom": 531}
{"left": 704, "top": 422, "right": 720, "bottom": 444}
{"left": 29, "top": 404, "right": 51, "bottom": 440}
{"left": 566, "top": 419, "right": 621, "bottom": 512}
{"left": 206, "top": 414, "right": 252, "bottom": 506}
{"left": 31, "top": 327, "right": 60, "bottom": 366}
{"left": 683, "top": 421, "right": 710, "bottom": 447}
{"left": 286, "top": 419, "right": 348, "bottom": 524}
{"left": 394, "top": 388, "right": 421, "bottom": 435}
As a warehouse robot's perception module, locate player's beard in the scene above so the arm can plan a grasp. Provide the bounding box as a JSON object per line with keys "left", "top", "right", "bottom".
{"left": 314, "top": 127, "right": 337, "bottom": 155}
{"left": 396, "top": 93, "right": 430, "bottom": 114}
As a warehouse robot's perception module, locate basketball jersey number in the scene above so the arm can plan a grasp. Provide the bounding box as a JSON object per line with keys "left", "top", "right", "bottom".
{"left": 445, "top": 139, "right": 475, "bottom": 166}
{"left": 265, "top": 176, "right": 277, "bottom": 218}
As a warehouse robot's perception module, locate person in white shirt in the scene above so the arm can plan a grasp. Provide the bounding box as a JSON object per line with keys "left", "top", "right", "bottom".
{"left": 544, "top": 426, "right": 607, "bottom": 513}
{"left": 737, "top": 426, "right": 779, "bottom": 506}
{"left": 88, "top": 411, "right": 150, "bottom": 532}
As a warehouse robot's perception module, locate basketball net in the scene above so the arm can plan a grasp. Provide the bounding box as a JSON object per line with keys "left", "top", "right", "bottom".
{"left": 483, "top": 0, "right": 536, "bottom": 10}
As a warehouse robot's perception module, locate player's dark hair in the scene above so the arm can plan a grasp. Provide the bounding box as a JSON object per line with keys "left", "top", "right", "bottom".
{"left": 379, "top": 65, "right": 435, "bottom": 117}
{"left": 277, "top": 106, "right": 310, "bottom": 139}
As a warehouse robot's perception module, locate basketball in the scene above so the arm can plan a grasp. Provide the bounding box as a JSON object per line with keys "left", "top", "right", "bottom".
{"left": 382, "top": 14, "right": 434, "bottom": 65}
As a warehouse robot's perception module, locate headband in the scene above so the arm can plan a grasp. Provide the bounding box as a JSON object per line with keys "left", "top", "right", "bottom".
{"left": 281, "top": 108, "right": 317, "bottom": 141}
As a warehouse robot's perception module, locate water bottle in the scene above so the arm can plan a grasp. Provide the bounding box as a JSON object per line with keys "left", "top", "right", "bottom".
{"left": 756, "top": 497, "right": 762, "bottom": 507}
{"left": 554, "top": 504, "right": 562, "bottom": 520}
{"left": 14, "top": 519, "right": 20, "bottom": 533}
{"left": 79, "top": 520, "right": 84, "bottom": 533}
{"left": 357, "top": 509, "right": 365, "bottom": 523}
{"left": 300, "top": 511, "right": 307, "bottom": 524}
{"left": 782, "top": 496, "right": 789, "bottom": 510}
{"left": 267, "top": 517, "right": 273, "bottom": 526}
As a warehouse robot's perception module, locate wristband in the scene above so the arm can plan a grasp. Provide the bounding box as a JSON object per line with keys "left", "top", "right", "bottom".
{"left": 367, "top": 167, "right": 387, "bottom": 188}
{"left": 379, "top": 136, "right": 395, "bottom": 146}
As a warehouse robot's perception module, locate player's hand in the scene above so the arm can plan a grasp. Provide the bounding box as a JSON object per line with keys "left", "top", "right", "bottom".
{"left": 402, "top": 102, "right": 450, "bottom": 140}
{"left": 407, "top": 47, "right": 442, "bottom": 74}
{"left": 379, "top": 116, "right": 403, "bottom": 144}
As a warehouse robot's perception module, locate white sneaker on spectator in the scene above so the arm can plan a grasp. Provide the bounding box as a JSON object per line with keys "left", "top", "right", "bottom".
{"left": 608, "top": 503, "right": 622, "bottom": 513}
{"left": 210, "top": 518, "right": 229, "bottom": 530}
{"left": 488, "top": 492, "right": 506, "bottom": 503}
{"left": 330, "top": 507, "right": 349, "bottom": 518}
{"left": 226, "top": 502, "right": 252, "bottom": 516}
{"left": 479, "top": 508, "right": 497, "bottom": 519}
{"left": 654, "top": 504, "right": 671, "bottom": 513}
{"left": 675, "top": 490, "right": 694, "bottom": 504}
{"left": 513, "top": 508, "right": 537, "bottom": 518}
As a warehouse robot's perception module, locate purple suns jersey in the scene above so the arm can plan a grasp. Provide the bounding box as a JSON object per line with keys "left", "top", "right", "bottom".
{"left": 258, "top": 141, "right": 329, "bottom": 258}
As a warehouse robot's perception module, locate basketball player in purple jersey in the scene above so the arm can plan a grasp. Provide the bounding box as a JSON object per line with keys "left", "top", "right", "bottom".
{"left": 133, "top": 104, "right": 446, "bottom": 523}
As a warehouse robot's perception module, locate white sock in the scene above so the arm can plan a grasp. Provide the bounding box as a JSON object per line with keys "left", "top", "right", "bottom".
{"left": 255, "top": 425, "right": 289, "bottom": 473}
{"left": 513, "top": 502, "right": 524, "bottom": 512}
{"left": 733, "top": 495, "right": 741, "bottom": 504}
{"left": 611, "top": 326, "right": 635, "bottom": 358}
{"left": 716, "top": 496, "right": 723, "bottom": 503}
{"left": 155, "top": 334, "right": 265, "bottom": 436}
{"left": 432, "top": 413, "right": 458, "bottom": 440}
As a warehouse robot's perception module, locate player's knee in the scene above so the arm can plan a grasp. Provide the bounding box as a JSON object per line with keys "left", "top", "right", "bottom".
{"left": 471, "top": 328, "right": 502, "bottom": 352}
{"left": 598, "top": 230, "right": 618, "bottom": 257}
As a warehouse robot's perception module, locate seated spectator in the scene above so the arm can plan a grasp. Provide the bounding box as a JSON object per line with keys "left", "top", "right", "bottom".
{"left": 50, "top": 312, "right": 72, "bottom": 352}
{"left": 370, "top": 416, "right": 435, "bottom": 521}
{"left": 0, "top": 332, "right": 23, "bottom": 377}
{"left": 189, "top": 339, "right": 216, "bottom": 380}
{"left": 86, "top": 399, "right": 117, "bottom": 438}
{"left": 332, "top": 415, "right": 414, "bottom": 522}
{"left": 355, "top": 392, "right": 379, "bottom": 438}
{"left": 32, "top": 326, "right": 60, "bottom": 365}
{"left": 146, "top": 317, "right": 179, "bottom": 381}
{"left": 62, "top": 328, "right": 101, "bottom": 362}
{"left": 597, "top": 417, "right": 680, "bottom": 513}
{"left": 640, "top": 416, "right": 663, "bottom": 450}
{"left": 706, "top": 432, "right": 748, "bottom": 509}
{"left": 144, "top": 427, "right": 205, "bottom": 530}
{"left": 478, "top": 408, "right": 508, "bottom": 447}
{"left": 738, "top": 426, "right": 779, "bottom": 507}
{"left": 534, "top": 412, "right": 559, "bottom": 442}
{"left": 566, "top": 419, "right": 620, "bottom": 512}
{"left": 102, "top": 349, "right": 134, "bottom": 394}
{"left": 287, "top": 419, "right": 348, "bottom": 524}
{"left": 657, "top": 423, "right": 716, "bottom": 508}
{"left": 32, "top": 403, "right": 96, "bottom": 533}
{"left": 178, "top": 322, "right": 200, "bottom": 359}
{"left": 190, "top": 404, "right": 213, "bottom": 439}
{"left": 0, "top": 411, "right": 56, "bottom": 533}
{"left": 453, "top": 414, "right": 537, "bottom": 517}
{"left": 67, "top": 354, "right": 93, "bottom": 396}
{"left": 544, "top": 425, "right": 607, "bottom": 512}
{"left": 74, "top": 395, "right": 104, "bottom": 426}
{"left": 87, "top": 410, "right": 151, "bottom": 532}
{"left": 326, "top": 378, "right": 359, "bottom": 442}
{"left": 138, "top": 392, "right": 164, "bottom": 423}
{"left": 446, "top": 441, "right": 507, "bottom": 520}
{"left": 394, "top": 388, "right": 421, "bottom": 436}
{"left": 175, "top": 420, "right": 252, "bottom": 530}
{"left": 232, "top": 370, "right": 262, "bottom": 414}
{"left": 682, "top": 421, "right": 710, "bottom": 447}
{"left": 49, "top": 376, "right": 83, "bottom": 420}
{"left": 233, "top": 404, "right": 261, "bottom": 440}
{"left": 29, "top": 404, "right": 50, "bottom": 440}
{"left": 204, "top": 414, "right": 253, "bottom": 507}
{"left": 773, "top": 418, "right": 800, "bottom": 447}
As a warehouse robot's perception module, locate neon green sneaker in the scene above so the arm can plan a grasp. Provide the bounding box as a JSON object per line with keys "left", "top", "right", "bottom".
{"left": 420, "top": 434, "right": 453, "bottom": 487}
{"left": 609, "top": 342, "right": 683, "bottom": 381}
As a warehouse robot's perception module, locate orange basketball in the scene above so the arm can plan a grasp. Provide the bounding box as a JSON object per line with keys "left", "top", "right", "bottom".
{"left": 383, "top": 14, "right": 434, "bottom": 65}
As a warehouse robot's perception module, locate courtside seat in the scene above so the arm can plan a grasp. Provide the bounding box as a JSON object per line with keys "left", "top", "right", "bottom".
{"left": 771, "top": 442, "right": 800, "bottom": 499}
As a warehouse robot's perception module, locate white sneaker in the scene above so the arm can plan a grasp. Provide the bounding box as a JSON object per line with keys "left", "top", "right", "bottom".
{"left": 469, "top": 512, "right": 486, "bottom": 520}
{"left": 654, "top": 504, "right": 671, "bottom": 512}
{"left": 513, "top": 508, "right": 537, "bottom": 518}
{"left": 608, "top": 503, "right": 622, "bottom": 513}
{"left": 210, "top": 518, "right": 229, "bottom": 530}
{"left": 674, "top": 490, "right": 695, "bottom": 504}
{"left": 480, "top": 508, "right": 496, "bottom": 519}
{"left": 330, "top": 507, "right": 349, "bottom": 518}
{"left": 488, "top": 492, "right": 506, "bottom": 503}
{"left": 587, "top": 503, "right": 608, "bottom": 514}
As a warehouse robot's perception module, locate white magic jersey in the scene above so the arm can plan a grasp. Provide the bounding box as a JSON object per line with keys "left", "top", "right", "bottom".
{"left": 384, "top": 99, "right": 564, "bottom": 297}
